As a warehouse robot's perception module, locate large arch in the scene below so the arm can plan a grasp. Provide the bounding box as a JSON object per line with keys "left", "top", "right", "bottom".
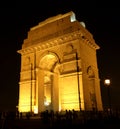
{"left": 18, "top": 11, "right": 103, "bottom": 114}
{"left": 38, "top": 52, "right": 60, "bottom": 112}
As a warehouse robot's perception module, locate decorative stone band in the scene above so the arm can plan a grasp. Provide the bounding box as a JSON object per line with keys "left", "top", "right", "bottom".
{"left": 17, "top": 30, "right": 99, "bottom": 55}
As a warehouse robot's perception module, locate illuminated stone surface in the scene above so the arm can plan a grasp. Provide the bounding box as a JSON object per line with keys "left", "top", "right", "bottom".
{"left": 17, "top": 11, "right": 103, "bottom": 113}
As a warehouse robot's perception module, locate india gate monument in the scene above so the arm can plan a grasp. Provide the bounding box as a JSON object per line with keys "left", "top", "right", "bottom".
{"left": 17, "top": 11, "right": 103, "bottom": 114}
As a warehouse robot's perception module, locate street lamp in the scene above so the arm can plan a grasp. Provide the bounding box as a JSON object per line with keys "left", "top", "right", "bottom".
{"left": 104, "top": 79, "right": 112, "bottom": 115}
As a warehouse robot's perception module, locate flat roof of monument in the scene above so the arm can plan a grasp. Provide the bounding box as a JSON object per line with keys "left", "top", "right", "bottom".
{"left": 31, "top": 11, "right": 76, "bottom": 30}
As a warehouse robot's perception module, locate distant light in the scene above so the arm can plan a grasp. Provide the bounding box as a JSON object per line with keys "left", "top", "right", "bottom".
{"left": 80, "top": 22, "right": 86, "bottom": 28}
{"left": 104, "top": 79, "right": 110, "bottom": 86}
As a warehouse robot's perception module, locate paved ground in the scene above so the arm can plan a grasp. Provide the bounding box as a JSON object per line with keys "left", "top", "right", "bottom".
{"left": 1, "top": 110, "right": 120, "bottom": 129}
{"left": 0, "top": 117, "right": 120, "bottom": 129}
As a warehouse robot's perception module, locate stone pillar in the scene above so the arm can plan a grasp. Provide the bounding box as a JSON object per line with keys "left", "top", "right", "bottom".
{"left": 52, "top": 73, "right": 59, "bottom": 111}
{"left": 38, "top": 69, "right": 45, "bottom": 112}
{"left": 95, "top": 78, "right": 103, "bottom": 111}
{"left": 79, "top": 73, "right": 85, "bottom": 110}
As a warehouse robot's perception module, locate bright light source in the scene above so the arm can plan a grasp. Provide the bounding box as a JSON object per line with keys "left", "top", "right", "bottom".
{"left": 34, "top": 106, "right": 38, "bottom": 114}
{"left": 104, "top": 79, "right": 110, "bottom": 86}
{"left": 44, "top": 101, "right": 50, "bottom": 106}
{"left": 70, "top": 12, "right": 76, "bottom": 22}
{"left": 80, "top": 22, "right": 86, "bottom": 28}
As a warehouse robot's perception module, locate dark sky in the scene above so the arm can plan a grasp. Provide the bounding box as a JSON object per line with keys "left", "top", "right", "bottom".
{"left": 0, "top": 1, "right": 120, "bottom": 111}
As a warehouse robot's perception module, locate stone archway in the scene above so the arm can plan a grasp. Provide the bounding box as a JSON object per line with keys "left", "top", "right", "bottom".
{"left": 18, "top": 11, "right": 103, "bottom": 113}
{"left": 38, "top": 53, "right": 60, "bottom": 111}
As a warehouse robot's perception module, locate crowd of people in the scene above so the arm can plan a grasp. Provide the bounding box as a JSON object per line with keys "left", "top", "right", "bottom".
{"left": 0, "top": 109, "right": 120, "bottom": 128}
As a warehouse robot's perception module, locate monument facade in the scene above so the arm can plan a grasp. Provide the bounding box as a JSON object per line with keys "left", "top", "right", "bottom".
{"left": 17, "top": 11, "right": 103, "bottom": 114}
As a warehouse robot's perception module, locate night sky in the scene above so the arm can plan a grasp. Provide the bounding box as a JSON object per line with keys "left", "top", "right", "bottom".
{"left": 0, "top": 1, "right": 120, "bottom": 111}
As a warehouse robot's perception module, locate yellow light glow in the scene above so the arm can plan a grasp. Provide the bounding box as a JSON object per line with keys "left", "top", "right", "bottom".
{"left": 19, "top": 105, "right": 30, "bottom": 112}
{"left": 34, "top": 106, "right": 38, "bottom": 114}
{"left": 44, "top": 101, "right": 50, "bottom": 106}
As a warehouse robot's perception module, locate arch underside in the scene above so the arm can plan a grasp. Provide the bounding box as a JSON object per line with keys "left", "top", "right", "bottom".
{"left": 39, "top": 53, "right": 59, "bottom": 111}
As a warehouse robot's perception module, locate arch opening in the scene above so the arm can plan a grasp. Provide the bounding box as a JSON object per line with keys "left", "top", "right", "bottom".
{"left": 39, "top": 53, "right": 59, "bottom": 111}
